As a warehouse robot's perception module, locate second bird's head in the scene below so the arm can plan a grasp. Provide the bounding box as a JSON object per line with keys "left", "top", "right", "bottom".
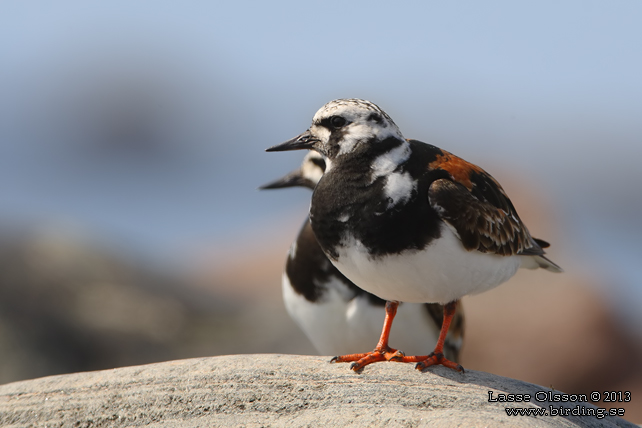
{"left": 260, "top": 151, "right": 326, "bottom": 191}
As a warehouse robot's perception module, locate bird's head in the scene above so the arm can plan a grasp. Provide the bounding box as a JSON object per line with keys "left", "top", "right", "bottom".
{"left": 266, "top": 99, "right": 404, "bottom": 167}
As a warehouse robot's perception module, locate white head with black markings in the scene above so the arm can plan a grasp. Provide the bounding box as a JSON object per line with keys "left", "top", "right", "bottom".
{"left": 266, "top": 99, "right": 405, "bottom": 168}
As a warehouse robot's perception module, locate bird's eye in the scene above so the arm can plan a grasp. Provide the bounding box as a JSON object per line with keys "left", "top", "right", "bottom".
{"left": 330, "top": 116, "right": 347, "bottom": 128}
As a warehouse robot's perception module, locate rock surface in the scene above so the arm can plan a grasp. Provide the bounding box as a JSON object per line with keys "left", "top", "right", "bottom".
{"left": 0, "top": 354, "right": 635, "bottom": 427}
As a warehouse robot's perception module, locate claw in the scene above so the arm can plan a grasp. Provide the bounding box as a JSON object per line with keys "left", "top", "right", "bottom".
{"left": 388, "top": 349, "right": 406, "bottom": 361}
{"left": 414, "top": 352, "right": 465, "bottom": 372}
{"left": 333, "top": 347, "right": 406, "bottom": 371}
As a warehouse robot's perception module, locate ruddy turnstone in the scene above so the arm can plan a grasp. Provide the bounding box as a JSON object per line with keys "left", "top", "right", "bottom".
{"left": 261, "top": 151, "right": 464, "bottom": 361}
{"left": 266, "top": 98, "right": 562, "bottom": 372}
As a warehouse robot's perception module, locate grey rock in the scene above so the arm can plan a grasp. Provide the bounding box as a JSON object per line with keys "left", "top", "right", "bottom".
{"left": 0, "top": 354, "right": 635, "bottom": 427}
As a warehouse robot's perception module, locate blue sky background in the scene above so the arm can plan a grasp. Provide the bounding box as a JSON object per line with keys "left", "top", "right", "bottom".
{"left": 1, "top": 1, "right": 641, "bottom": 332}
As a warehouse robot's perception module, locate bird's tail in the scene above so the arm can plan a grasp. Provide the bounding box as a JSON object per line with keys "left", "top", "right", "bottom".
{"left": 520, "top": 255, "right": 563, "bottom": 273}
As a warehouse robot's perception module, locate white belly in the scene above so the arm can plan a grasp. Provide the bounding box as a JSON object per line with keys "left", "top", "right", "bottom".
{"left": 333, "top": 224, "right": 521, "bottom": 304}
{"left": 282, "top": 273, "right": 440, "bottom": 356}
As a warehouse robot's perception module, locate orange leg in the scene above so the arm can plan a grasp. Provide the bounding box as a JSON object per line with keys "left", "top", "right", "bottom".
{"left": 331, "top": 301, "right": 406, "bottom": 371}
{"left": 410, "top": 300, "right": 465, "bottom": 372}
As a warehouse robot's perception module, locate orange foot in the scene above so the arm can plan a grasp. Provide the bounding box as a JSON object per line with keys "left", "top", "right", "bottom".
{"left": 412, "top": 352, "right": 465, "bottom": 372}
{"left": 331, "top": 347, "right": 406, "bottom": 371}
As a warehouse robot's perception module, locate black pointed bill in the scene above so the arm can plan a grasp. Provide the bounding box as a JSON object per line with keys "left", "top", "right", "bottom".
{"left": 259, "top": 170, "right": 314, "bottom": 190}
{"left": 265, "top": 130, "right": 318, "bottom": 152}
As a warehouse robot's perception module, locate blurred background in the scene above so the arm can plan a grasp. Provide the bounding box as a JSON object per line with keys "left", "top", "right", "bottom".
{"left": 0, "top": 0, "right": 641, "bottom": 422}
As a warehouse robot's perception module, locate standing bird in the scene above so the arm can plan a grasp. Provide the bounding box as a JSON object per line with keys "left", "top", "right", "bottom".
{"left": 266, "top": 99, "right": 562, "bottom": 372}
{"left": 261, "top": 152, "right": 464, "bottom": 361}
